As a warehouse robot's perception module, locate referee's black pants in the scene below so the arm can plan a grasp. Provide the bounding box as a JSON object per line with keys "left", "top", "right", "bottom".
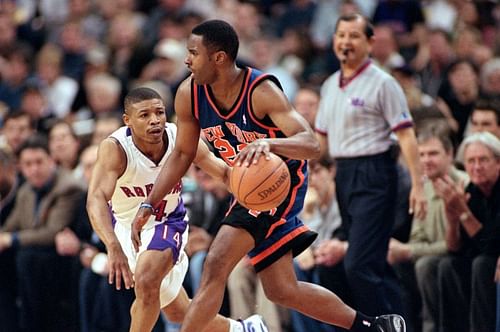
{"left": 335, "top": 150, "right": 403, "bottom": 316}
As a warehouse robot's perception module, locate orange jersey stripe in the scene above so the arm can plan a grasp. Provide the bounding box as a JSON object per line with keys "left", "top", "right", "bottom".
{"left": 250, "top": 225, "right": 309, "bottom": 266}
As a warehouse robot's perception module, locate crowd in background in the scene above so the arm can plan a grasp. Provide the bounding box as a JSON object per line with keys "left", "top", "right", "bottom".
{"left": 0, "top": 0, "right": 500, "bottom": 331}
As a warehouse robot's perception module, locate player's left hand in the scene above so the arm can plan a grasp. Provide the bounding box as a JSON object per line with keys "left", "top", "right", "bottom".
{"left": 234, "top": 139, "right": 271, "bottom": 167}
{"left": 131, "top": 206, "right": 152, "bottom": 252}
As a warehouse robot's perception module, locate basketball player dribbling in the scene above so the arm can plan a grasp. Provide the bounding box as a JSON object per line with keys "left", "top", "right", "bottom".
{"left": 86, "top": 87, "right": 266, "bottom": 332}
{"left": 133, "top": 20, "right": 406, "bottom": 332}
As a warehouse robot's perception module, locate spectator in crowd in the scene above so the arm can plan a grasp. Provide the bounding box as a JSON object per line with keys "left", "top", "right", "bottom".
{"left": 19, "top": 83, "right": 56, "bottom": 135}
{"left": 0, "top": 111, "right": 35, "bottom": 153}
{"left": 293, "top": 86, "right": 320, "bottom": 128}
{"left": 436, "top": 59, "right": 479, "bottom": 144}
{"left": 370, "top": 24, "right": 405, "bottom": 72}
{"left": 0, "top": 42, "right": 34, "bottom": 110}
{"left": 33, "top": 43, "right": 79, "bottom": 119}
{"left": 432, "top": 132, "right": 500, "bottom": 332}
{"left": 470, "top": 98, "right": 500, "bottom": 138}
{"left": 415, "top": 29, "right": 455, "bottom": 99}
{"left": 139, "top": 38, "right": 189, "bottom": 98}
{"left": 106, "top": 12, "right": 153, "bottom": 84}
{"left": 90, "top": 112, "right": 122, "bottom": 145}
{"left": 0, "top": 134, "right": 83, "bottom": 332}
{"left": 0, "top": 11, "right": 20, "bottom": 57}
{"left": 250, "top": 34, "right": 299, "bottom": 101}
{"left": 58, "top": 20, "right": 88, "bottom": 82}
{"left": 372, "top": 0, "right": 426, "bottom": 65}
{"left": 0, "top": 148, "right": 19, "bottom": 332}
{"left": 479, "top": 57, "right": 500, "bottom": 98}
{"left": 48, "top": 120, "right": 80, "bottom": 172}
{"left": 387, "top": 128, "right": 468, "bottom": 332}
{"left": 72, "top": 71, "right": 123, "bottom": 133}
{"left": 291, "top": 156, "right": 344, "bottom": 332}
{"left": 315, "top": 13, "right": 426, "bottom": 317}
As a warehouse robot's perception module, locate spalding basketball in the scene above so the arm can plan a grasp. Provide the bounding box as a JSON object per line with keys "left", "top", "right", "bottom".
{"left": 230, "top": 153, "right": 291, "bottom": 211}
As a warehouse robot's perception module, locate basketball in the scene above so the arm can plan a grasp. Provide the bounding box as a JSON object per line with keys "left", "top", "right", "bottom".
{"left": 230, "top": 153, "right": 291, "bottom": 211}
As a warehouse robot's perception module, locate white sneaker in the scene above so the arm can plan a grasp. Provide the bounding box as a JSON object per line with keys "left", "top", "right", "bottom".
{"left": 240, "top": 314, "right": 269, "bottom": 332}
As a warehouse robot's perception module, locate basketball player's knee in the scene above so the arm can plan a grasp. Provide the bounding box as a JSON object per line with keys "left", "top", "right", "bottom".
{"left": 163, "top": 308, "right": 185, "bottom": 324}
{"left": 263, "top": 283, "right": 294, "bottom": 306}
{"left": 134, "top": 272, "right": 161, "bottom": 302}
{"left": 204, "top": 252, "right": 231, "bottom": 282}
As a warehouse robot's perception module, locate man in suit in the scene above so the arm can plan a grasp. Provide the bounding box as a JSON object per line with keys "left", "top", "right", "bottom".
{"left": 0, "top": 134, "right": 83, "bottom": 332}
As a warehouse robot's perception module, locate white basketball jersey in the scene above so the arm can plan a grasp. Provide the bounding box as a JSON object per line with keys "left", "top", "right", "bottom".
{"left": 110, "top": 123, "right": 185, "bottom": 229}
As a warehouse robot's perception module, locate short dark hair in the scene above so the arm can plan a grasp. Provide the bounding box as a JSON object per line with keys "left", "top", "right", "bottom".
{"left": 124, "top": 87, "right": 163, "bottom": 113}
{"left": 417, "top": 125, "right": 454, "bottom": 153}
{"left": 474, "top": 98, "right": 500, "bottom": 125}
{"left": 3, "top": 111, "right": 33, "bottom": 128}
{"left": 335, "top": 13, "right": 374, "bottom": 39}
{"left": 16, "top": 134, "right": 50, "bottom": 158}
{"left": 191, "top": 19, "right": 239, "bottom": 61}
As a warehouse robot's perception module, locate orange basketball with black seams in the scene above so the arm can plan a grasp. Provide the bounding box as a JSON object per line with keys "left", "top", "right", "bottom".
{"left": 230, "top": 153, "right": 291, "bottom": 211}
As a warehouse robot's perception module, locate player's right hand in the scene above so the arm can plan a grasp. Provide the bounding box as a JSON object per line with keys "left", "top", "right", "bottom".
{"left": 234, "top": 139, "right": 271, "bottom": 167}
{"left": 107, "top": 243, "right": 134, "bottom": 290}
{"left": 131, "top": 206, "right": 152, "bottom": 252}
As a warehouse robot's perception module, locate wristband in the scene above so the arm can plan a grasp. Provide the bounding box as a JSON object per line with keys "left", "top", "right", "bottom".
{"left": 140, "top": 202, "right": 154, "bottom": 211}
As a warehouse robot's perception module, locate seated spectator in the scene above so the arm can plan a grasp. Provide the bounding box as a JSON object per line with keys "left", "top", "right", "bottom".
{"left": 90, "top": 112, "right": 122, "bottom": 145}
{"left": 19, "top": 83, "right": 57, "bottom": 135}
{"left": 48, "top": 120, "right": 81, "bottom": 172}
{"left": 436, "top": 59, "right": 479, "bottom": 143}
{"left": 293, "top": 86, "right": 320, "bottom": 129}
{"left": 469, "top": 98, "right": 500, "bottom": 138}
{"left": 0, "top": 111, "right": 35, "bottom": 154}
{"left": 0, "top": 42, "right": 33, "bottom": 111}
{"left": 0, "top": 148, "right": 19, "bottom": 332}
{"left": 387, "top": 128, "right": 468, "bottom": 332}
{"left": 431, "top": 132, "right": 500, "bottom": 332}
{"left": 32, "top": 43, "right": 79, "bottom": 119}
{"left": 479, "top": 57, "right": 500, "bottom": 98}
{"left": 371, "top": 24, "right": 405, "bottom": 73}
{"left": 0, "top": 134, "right": 84, "bottom": 332}
{"left": 291, "top": 156, "right": 343, "bottom": 332}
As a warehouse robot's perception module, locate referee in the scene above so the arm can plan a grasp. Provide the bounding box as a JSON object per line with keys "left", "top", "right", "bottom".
{"left": 315, "top": 13, "right": 427, "bottom": 316}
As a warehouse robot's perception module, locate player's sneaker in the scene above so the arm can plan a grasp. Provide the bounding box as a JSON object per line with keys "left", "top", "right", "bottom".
{"left": 239, "top": 314, "right": 269, "bottom": 332}
{"left": 374, "top": 314, "right": 406, "bottom": 332}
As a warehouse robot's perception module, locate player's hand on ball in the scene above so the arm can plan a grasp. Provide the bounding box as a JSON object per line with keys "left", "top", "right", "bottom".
{"left": 131, "top": 205, "right": 152, "bottom": 252}
{"left": 234, "top": 139, "right": 271, "bottom": 167}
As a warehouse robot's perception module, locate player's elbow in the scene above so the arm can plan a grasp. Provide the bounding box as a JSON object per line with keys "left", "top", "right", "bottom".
{"left": 309, "top": 138, "right": 321, "bottom": 160}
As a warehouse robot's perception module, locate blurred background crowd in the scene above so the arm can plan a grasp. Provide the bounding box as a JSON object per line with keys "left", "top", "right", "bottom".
{"left": 0, "top": 0, "right": 500, "bottom": 332}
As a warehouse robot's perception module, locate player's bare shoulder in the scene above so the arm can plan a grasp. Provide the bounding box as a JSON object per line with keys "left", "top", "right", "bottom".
{"left": 174, "top": 76, "right": 194, "bottom": 115}
{"left": 96, "top": 137, "right": 127, "bottom": 175}
{"left": 251, "top": 77, "right": 291, "bottom": 118}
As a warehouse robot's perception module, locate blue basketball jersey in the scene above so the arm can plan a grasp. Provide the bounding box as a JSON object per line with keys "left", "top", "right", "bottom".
{"left": 192, "top": 67, "right": 308, "bottom": 221}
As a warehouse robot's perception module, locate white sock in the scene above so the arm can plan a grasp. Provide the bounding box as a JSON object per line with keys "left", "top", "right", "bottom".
{"left": 228, "top": 318, "right": 244, "bottom": 332}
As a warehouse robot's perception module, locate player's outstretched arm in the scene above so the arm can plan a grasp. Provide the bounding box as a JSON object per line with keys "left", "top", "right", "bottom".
{"left": 87, "top": 138, "right": 133, "bottom": 290}
{"left": 235, "top": 80, "right": 320, "bottom": 166}
{"left": 193, "top": 139, "right": 230, "bottom": 186}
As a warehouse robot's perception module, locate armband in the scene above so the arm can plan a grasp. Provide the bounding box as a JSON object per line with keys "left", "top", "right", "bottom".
{"left": 140, "top": 202, "right": 154, "bottom": 211}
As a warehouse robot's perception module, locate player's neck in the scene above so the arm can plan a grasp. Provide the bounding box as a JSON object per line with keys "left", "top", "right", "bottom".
{"left": 210, "top": 65, "right": 244, "bottom": 93}
{"left": 133, "top": 133, "right": 168, "bottom": 165}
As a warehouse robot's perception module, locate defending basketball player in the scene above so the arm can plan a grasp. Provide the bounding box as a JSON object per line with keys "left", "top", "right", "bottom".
{"left": 86, "top": 87, "right": 266, "bottom": 332}
{"left": 132, "top": 20, "right": 406, "bottom": 332}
